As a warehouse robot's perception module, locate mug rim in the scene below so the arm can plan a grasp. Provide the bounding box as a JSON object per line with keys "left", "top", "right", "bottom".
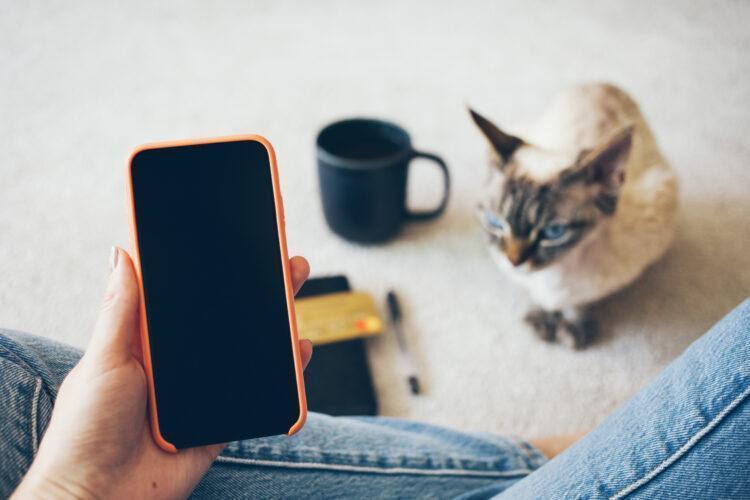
{"left": 316, "top": 117, "right": 412, "bottom": 170}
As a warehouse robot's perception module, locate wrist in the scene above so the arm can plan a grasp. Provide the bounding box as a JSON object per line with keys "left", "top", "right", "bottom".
{"left": 13, "top": 461, "right": 104, "bottom": 500}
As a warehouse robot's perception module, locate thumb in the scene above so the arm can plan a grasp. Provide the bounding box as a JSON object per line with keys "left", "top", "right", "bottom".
{"left": 86, "top": 247, "right": 141, "bottom": 363}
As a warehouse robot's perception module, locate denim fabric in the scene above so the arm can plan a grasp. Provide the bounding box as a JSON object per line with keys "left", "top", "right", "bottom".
{"left": 497, "top": 299, "right": 750, "bottom": 499}
{"left": 0, "top": 330, "right": 544, "bottom": 498}
{"left": 195, "top": 415, "right": 545, "bottom": 498}
{"left": 1, "top": 299, "right": 748, "bottom": 499}
{"left": 0, "top": 331, "right": 78, "bottom": 496}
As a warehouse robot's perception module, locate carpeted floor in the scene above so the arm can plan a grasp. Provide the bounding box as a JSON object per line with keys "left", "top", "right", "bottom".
{"left": 2, "top": 0, "right": 749, "bottom": 438}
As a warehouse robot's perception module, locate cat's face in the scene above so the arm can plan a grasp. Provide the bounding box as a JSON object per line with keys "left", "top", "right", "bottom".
{"left": 470, "top": 108, "right": 632, "bottom": 270}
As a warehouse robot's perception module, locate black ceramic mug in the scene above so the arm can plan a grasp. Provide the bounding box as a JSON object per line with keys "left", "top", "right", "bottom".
{"left": 316, "top": 118, "right": 450, "bottom": 243}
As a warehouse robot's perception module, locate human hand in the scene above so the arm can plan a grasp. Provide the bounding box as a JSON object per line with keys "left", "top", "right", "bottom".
{"left": 13, "top": 247, "right": 313, "bottom": 499}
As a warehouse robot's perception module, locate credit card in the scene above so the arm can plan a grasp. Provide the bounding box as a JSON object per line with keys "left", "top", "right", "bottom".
{"left": 294, "top": 291, "right": 383, "bottom": 345}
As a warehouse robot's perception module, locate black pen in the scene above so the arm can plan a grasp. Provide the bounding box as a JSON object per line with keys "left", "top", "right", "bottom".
{"left": 386, "top": 290, "right": 421, "bottom": 395}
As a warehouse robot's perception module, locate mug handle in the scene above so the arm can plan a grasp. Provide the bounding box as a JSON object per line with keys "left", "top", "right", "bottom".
{"left": 405, "top": 150, "right": 451, "bottom": 221}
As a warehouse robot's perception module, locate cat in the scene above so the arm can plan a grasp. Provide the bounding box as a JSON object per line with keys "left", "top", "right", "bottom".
{"left": 469, "top": 83, "right": 678, "bottom": 349}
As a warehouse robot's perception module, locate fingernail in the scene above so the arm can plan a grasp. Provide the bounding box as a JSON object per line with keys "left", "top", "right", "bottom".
{"left": 109, "top": 247, "right": 120, "bottom": 272}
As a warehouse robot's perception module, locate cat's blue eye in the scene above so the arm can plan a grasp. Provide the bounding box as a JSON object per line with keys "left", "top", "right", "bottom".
{"left": 541, "top": 223, "right": 567, "bottom": 240}
{"left": 484, "top": 212, "right": 505, "bottom": 231}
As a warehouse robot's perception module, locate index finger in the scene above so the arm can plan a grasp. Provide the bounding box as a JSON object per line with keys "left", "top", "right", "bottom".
{"left": 289, "top": 256, "right": 310, "bottom": 295}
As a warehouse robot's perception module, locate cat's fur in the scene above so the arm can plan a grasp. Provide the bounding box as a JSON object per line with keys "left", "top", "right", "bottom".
{"left": 470, "top": 83, "right": 678, "bottom": 348}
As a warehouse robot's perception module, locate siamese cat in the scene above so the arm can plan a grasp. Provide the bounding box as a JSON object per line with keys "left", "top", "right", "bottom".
{"left": 470, "top": 83, "right": 677, "bottom": 348}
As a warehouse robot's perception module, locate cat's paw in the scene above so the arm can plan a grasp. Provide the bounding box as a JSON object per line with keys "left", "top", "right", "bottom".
{"left": 524, "top": 309, "right": 561, "bottom": 342}
{"left": 558, "top": 315, "right": 598, "bottom": 350}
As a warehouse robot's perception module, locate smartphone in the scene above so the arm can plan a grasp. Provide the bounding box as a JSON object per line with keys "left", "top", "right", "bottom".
{"left": 126, "top": 135, "right": 306, "bottom": 452}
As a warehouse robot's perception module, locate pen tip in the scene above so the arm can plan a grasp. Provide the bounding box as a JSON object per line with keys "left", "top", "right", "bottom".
{"left": 408, "top": 376, "right": 421, "bottom": 395}
{"left": 386, "top": 290, "right": 401, "bottom": 320}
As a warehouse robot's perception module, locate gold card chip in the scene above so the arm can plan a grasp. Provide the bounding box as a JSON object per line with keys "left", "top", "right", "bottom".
{"left": 294, "top": 291, "right": 383, "bottom": 345}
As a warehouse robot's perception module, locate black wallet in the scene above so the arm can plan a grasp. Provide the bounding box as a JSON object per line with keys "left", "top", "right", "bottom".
{"left": 296, "top": 276, "right": 378, "bottom": 416}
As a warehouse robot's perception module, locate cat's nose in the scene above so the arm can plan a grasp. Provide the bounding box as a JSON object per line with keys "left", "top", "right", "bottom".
{"left": 505, "top": 238, "right": 530, "bottom": 266}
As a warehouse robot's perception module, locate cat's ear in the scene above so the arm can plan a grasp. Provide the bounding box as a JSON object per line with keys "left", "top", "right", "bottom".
{"left": 574, "top": 125, "right": 634, "bottom": 214}
{"left": 468, "top": 107, "right": 523, "bottom": 167}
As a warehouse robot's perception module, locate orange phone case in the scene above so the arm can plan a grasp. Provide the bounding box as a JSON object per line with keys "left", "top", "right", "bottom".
{"left": 125, "top": 135, "right": 307, "bottom": 453}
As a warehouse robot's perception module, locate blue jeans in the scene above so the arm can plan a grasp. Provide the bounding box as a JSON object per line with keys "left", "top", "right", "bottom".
{"left": 1, "top": 300, "right": 749, "bottom": 499}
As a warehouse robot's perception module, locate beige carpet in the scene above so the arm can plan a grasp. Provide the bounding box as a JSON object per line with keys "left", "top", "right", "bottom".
{"left": 2, "top": 0, "right": 749, "bottom": 437}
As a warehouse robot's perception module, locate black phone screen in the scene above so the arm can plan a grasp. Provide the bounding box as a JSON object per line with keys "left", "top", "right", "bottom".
{"left": 130, "top": 139, "right": 300, "bottom": 449}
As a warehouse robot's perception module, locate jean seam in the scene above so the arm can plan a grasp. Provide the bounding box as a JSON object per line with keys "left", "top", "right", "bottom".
{"left": 227, "top": 445, "right": 525, "bottom": 466}
{"left": 611, "top": 382, "right": 750, "bottom": 499}
{"left": 0, "top": 343, "right": 56, "bottom": 437}
{"left": 507, "top": 435, "right": 545, "bottom": 469}
{"left": 30, "top": 377, "right": 42, "bottom": 455}
{"left": 0, "top": 343, "right": 56, "bottom": 396}
{"left": 215, "top": 455, "right": 533, "bottom": 478}
{"left": 223, "top": 446, "right": 532, "bottom": 474}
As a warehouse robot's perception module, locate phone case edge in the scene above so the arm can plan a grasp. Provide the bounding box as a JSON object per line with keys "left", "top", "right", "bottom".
{"left": 256, "top": 136, "right": 309, "bottom": 436}
{"left": 126, "top": 143, "right": 178, "bottom": 454}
